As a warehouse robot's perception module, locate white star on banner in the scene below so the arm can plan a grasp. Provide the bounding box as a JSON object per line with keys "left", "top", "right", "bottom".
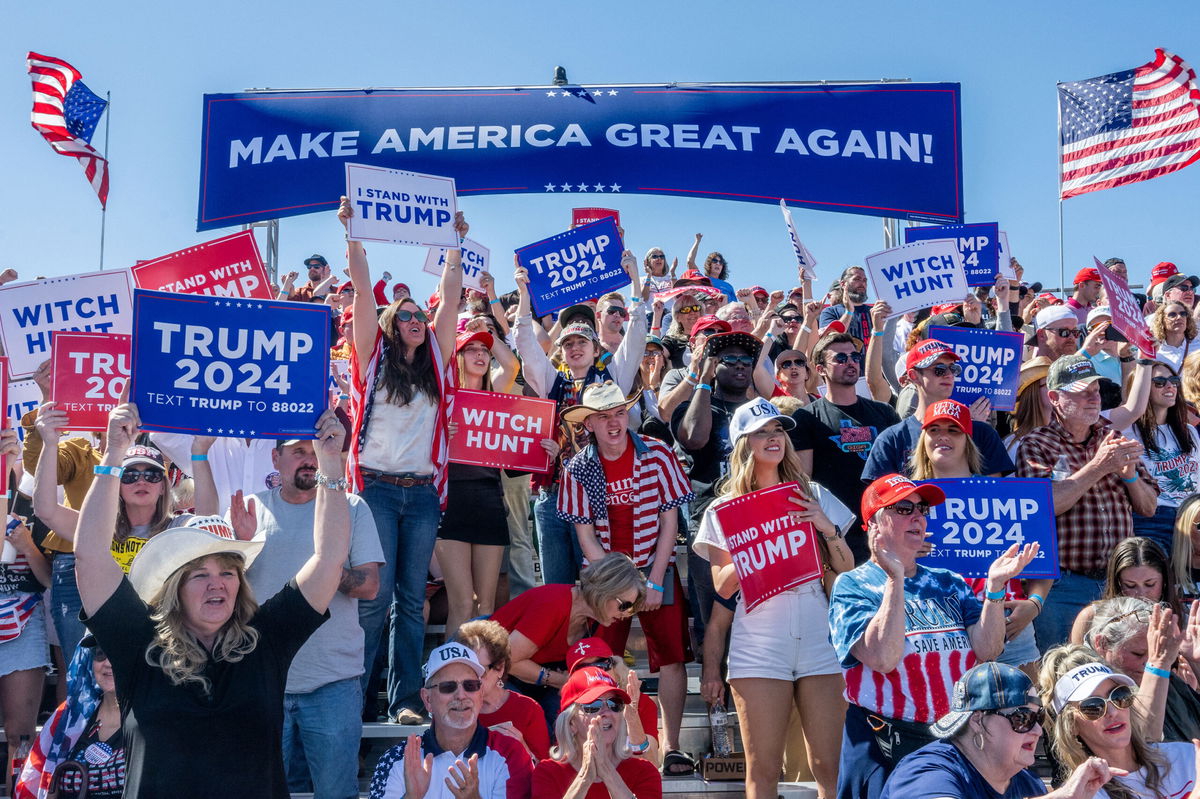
{"left": 593, "top": 184, "right": 605, "bottom": 192}
{"left": 546, "top": 91, "right": 557, "bottom": 97}
{"left": 608, "top": 90, "right": 618, "bottom": 96}
{"left": 609, "top": 183, "right": 622, "bottom": 192}
{"left": 559, "top": 90, "right": 571, "bottom": 97}
{"left": 544, "top": 183, "right": 556, "bottom": 191}
{"left": 217, "top": 428, "right": 225, "bottom": 434}
{"left": 576, "top": 183, "right": 588, "bottom": 192}
{"left": 560, "top": 183, "right": 572, "bottom": 191}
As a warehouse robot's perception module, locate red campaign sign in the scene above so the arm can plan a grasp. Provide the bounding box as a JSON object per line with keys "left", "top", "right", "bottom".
{"left": 1094, "top": 256, "right": 1156, "bottom": 358}
{"left": 712, "top": 482, "right": 822, "bottom": 612}
{"left": 130, "top": 230, "right": 272, "bottom": 300}
{"left": 572, "top": 207, "right": 621, "bottom": 228}
{"left": 50, "top": 332, "right": 131, "bottom": 431}
{"left": 448, "top": 389, "right": 557, "bottom": 473}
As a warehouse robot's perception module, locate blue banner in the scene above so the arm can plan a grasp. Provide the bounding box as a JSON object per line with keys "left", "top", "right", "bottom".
{"left": 919, "top": 478, "right": 1059, "bottom": 579}
{"left": 928, "top": 326, "right": 1023, "bottom": 412}
{"left": 129, "top": 290, "right": 330, "bottom": 438}
{"left": 905, "top": 222, "right": 1000, "bottom": 287}
{"left": 196, "top": 82, "right": 963, "bottom": 230}
{"left": 516, "top": 217, "right": 627, "bottom": 317}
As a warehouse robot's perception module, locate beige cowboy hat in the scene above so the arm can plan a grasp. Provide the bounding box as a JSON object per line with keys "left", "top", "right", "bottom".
{"left": 560, "top": 380, "right": 640, "bottom": 425}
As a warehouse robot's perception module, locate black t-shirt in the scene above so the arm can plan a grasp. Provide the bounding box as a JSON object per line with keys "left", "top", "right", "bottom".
{"left": 57, "top": 714, "right": 126, "bottom": 798}
{"left": 671, "top": 394, "right": 749, "bottom": 523}
{"left": 82, "top": 577, "right": 328, "bottom": 799}
{"left": 791, "top": 396, "right": 900, "bottom": 562}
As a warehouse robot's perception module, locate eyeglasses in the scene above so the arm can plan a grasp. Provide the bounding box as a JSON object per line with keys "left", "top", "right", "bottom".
{"left": 779, "top": 315, "right": 801, "bottom": 323}
{"left": 886, "top": 500, "right": 930, "bottom": 517}
{"left": 677, "top": 304, "right": 702, "bottom": 315}
{"left": 720, "top": 355, "right": 755, "bottom": 366}
{"left": 579, "top": 697, "right": 626, "bottom": 714}
{"left": 985, "top": 706, "right": 1045, "bottom": 733}
{"left": 605, "top": 307, "right": 629, "bottom": 318}
{"left": 922, "top": 362, "right": 963, "bottom": 378}
{"left": 1152, "top": 375, "right": 1182, "bottom": 388}
{"left": 1072, "top": 685, "right": 1136, "bottom": 721}
{"left": 778, "top": 358, "right": 808, "bottom": 370}
{"left": 397, "top": 309, "right": 430, "bottom": 323}
{"left": 120, "top": 468, "right": 165, "bottom": 485}
{"left": 1051, "top": 328, "right": 1083, "bottom": 339}
{"left": 1166, "top": 311, "right": 1189, "bottom": 319}
{"left": 826, "top": 352, "right": 864, "bottom": 365}
{"left": 428, "top": 679, "right": 483, "bottom": 695}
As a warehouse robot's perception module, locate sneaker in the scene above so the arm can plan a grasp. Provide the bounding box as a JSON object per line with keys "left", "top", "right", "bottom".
{"left": 390, "top": 708, "right": 426, "bottom": 726}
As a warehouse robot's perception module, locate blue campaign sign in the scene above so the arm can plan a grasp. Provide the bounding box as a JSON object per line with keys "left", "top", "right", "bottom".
{"left": 196, "top": 82, "right": 963, "bottom": 231}
{"left": 516, "top": 217, "right": 627, "bottom": 317}
{"left": 928, "top": 326, "right": 1023, "bottom": 412}
{"left": 919, "top": 478, "right": 1059, "bottom": 579}
{"left": 129, "top": 290, "right": 330, "bottom": 439}
{"left": 905, "top": 222, "right": 1000, "bottom": 287}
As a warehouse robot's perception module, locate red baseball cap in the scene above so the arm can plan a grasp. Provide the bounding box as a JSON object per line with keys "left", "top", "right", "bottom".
{"left": 930, "top": 302, "right": 960, "bottom": 315}
{"left": 559, "top": 666, "right": 631, "bottom": 712}
{"left": 1149, "top": 262, "right": 1178, "bottom": 289}
{"left": 922, "top": 399, "right": 972, "bottom": 435}
{"left": 455, "top": 329, "right": 493, "bottom": 353}
{"left": 393, "top": 282, "right": 411, "bottom": 295}
{"left": 1036, "top": 292, "right": 1064, "bottom": 306}
{"left": 750, "top": 285, "right": 769, "bottom": 298}
{"left": 674, "top": 269, "right": 713, "bottom": 288}
{"left": 861, "top": 474, "right": 946, "bottom": 527}
{"left": 567, "top": 637, "right": 615, "bottom": 673}
{"left": 905, "top": 339, "right": 959, "bottom": 372}
{"left": 816, "top": 320, "right": 846, "bottom": 339}
{"left": 690, "top": 315, "right": 732, "bottom": 338}
{"left": 1073, "top": 267, "right": 1101, "bottom": 285}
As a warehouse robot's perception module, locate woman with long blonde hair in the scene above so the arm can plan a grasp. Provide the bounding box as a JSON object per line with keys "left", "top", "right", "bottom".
{"left": 693, "top": 398, "right": 855, "bottom": 799}
{"left": 1150, "top": 300, "right": 1197, "bottom": 372}
{"left": 72, "top": 402, "right": 351, "bottom": 797}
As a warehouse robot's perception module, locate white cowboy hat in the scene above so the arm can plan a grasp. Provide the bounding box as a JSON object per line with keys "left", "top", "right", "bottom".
{"left": 128, "top": 516, "right": 263, "bottom": 602}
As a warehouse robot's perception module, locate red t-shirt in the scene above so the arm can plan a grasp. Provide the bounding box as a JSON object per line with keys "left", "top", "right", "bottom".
{"left": 479, "top": 690, "right": 552, "bottom": 761}
{"left": 601, "top": 445, "right": 637, "bottom": 556}
{"left": 492, "top": 583, "right": 576, "bottom": 664}
{"left": 532, "top": 756, "right": 662, "bottom": 799}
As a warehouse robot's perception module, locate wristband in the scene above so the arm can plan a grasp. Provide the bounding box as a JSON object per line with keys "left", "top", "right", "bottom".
{"left": 871, "top": 331, "right": 885, "bottom": 337}
{"left": 697, "top": 383, "right": 712, "bottom": 392}
{"left": 1122, "top": 475, "right": 1138, "bottom": 483}
{"left": 535, "top": 668, "right": 547, "bottom": 686}
{"left": 800, "top": 325, "right": 812, "bottom": 334}
{"left": 339, "top": 393, "right": 350, "bottom": 400}
{"left": 1145, "top": 665, "right": 1171, "bottom": 679}
{"left": 1119, "top": 356, "right": 1135, "bottom": 363}
{"left": 1136, "top": 358, "right": 1157, "bottom": 366}
{"left": 629, "top": 296, "right": 642, "bottom": 304}
{"left": 93, "top": 464, "right": 124, "bottom": 478}
{"left": 651, "top": 326, "right": 662, "bottom": 332}
{"left": 1028, "top": 593, "right": 1045, "bottom": 609}
{"left": 985, "top": 589, "right": 1006, "bottom": 602}
{"left": 190, "top": 454, "right": 209, "bottom": 462}
{"left": 629, "top": 739, "right": 650, "bottom": 754}
{"left": 489, "top": 298, "right": 502, "bottom": 305}
{"left": 646, "top": 580, "right": 665, "bottom": 593}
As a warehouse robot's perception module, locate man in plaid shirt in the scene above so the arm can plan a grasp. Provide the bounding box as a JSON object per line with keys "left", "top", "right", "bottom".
{"left": 557, "top": 380, "right": 695, "bottom": 772}
{"left": 1017, "top": 354, "right": 1158, "bottom": 652}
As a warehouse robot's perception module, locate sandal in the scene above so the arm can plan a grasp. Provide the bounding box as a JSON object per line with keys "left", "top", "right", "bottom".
{"left": 662, "top": 749, "right": 696, "bottom": 776}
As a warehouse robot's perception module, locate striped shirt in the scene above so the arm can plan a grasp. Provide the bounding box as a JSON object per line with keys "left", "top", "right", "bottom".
{"left": 369, "top": 724, "right": 532, "bottom": 799}
{"left": 557, "top": 433, "right": 693, "bottom": 568}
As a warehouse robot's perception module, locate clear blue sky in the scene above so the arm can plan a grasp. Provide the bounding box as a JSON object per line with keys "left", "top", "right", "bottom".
{"left": 5, "top": 1, "right": 1199, "bottom": 299}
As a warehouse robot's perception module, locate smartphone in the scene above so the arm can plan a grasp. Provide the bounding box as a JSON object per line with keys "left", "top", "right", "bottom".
{"left": 1104, "top": 325, "right": 1127, "bottom": 343}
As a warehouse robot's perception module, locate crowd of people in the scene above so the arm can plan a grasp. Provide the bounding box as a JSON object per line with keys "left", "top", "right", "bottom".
{"left": 4, "top": 201, "right": 1200, "bottom": 799}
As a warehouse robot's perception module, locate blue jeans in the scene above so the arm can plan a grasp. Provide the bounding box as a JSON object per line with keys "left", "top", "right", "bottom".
{"left": 357, "top": 480, "right": 441, "bottom": 716}
{"left": 1034, "top": 570, "right": 1104, "bottom": 653}
{"left": 1133, "top": 504, "right": 1177, "bottom": 558}
{"left": 52, "top": 554, "right": 86, "bottom": 659}
{"left": 282, "top": 677, "right": 363, "bottom": 799}
{"left": 534, "top": 488, "right": 581, "bottom": 586}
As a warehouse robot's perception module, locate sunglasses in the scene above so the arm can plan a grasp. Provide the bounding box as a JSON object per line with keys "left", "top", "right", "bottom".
{"left": 428, "top": 679, "right": 483, "bottom": 695}
{"left": 677, "top": 304, "right": 702, "bottom": 315}
{"left": 826, "top": 352, "right": 864, "bottom": 365}
{"left": 779, "top": 315, "right": 801, "bottom": 323}
{"left": 397, "top": 309, "right": 430, "bottom": 323}
{"left": 642, "top": 350, "right": 663, "bottom": 358}
{"left": 986, "top": 706, "right": 1045, "bottom": 734}
{"left": 579, "top": 697, "right": 626, "bottom": 714}
{"left": 778, "top": 358, "right": 808, "bottom": 370}
{"left": 1152, "top": 375, "right": 1182, "bottom": 388}
{"left": 582, "top": 657, "right": 616, "bottom": 671}
{"left": 1072, "top": 685, "right": 1136, "bottom": 721}
{"left": 886, "top": 499, "right": 931, "bottom": 517}
{"left": 1166, "top": 311, "right": 1189, "bottom": 319}
{"left": 720, "top": 355, "right": 755, "bottom": 366}
{"left": 616, "top": 598, "right": 637, "bottom": 613}
{"left": 120, "top": 468, "right": 165, "bottom": 485}
{"left": 1051, "top": 328, "right": 1083, "bottom": 339}
{"left": 922, "top": 362, "right": 963, "bottom": 378}
{"left": 649, "top": 253, "right": 665, "bottom": 259}
{"left": 605, "top": 306, "right": 629, "bottom": 318}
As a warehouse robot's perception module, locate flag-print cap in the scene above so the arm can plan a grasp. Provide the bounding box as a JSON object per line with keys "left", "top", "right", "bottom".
{"left": 932, "top": 662, "right": 1040, "bottom": 738}
{"left": 906, "top": 339, "right": 959, "bottom": 371}
{"left": 923, "top": 399, "right": 972, "bottom": 435}
{"left": 1046, "top": 354, "right": 1103, "bottom": 393}
{"left": 861, "top": 474, "right": 946, "bottom": 527}
{"left": 122, "top": 445, "right": 165, "bottom": 471}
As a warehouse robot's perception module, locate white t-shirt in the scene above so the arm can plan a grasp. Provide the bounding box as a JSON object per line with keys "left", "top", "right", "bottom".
{"left": 360, "top": 390, "right": 437, "bottom": 474}
{"left": 1125, "top": 422, "right": 1200, "bottom": 507}
{"left": 692, "top": 481, "right": 855, "bottom": 562}
{"left": 1098, "top": 741, "right": 1196, "bottom": 799}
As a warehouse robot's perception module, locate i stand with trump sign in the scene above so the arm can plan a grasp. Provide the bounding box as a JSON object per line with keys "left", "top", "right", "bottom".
{"left": 129, "top": 290, "right": 330, "bottom": 439}
{"left": 712, "top": 482, "right": 823, "bottom": 611}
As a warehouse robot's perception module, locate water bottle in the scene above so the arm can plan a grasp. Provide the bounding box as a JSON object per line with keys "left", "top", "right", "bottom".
{"left": 1051, "top": 454, "right": 1071, "bottom": 482}
{"left": 10, "top": 734, "right": 31, "bottom": 794}
{"left": 709, "top": 703, "right": 732, "bottom": 757}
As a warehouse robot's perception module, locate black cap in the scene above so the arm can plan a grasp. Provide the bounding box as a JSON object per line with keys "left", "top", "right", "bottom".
{"left": 559, "top": 304, "right": 597, "bottom": 329}
{"left": 304, "top": 254, "right": 328, "bottom": 267}
{"left": 926, "top": 312, "right": 976, "bottom": 329}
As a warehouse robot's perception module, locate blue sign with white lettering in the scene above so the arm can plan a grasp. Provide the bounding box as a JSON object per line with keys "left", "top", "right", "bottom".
{"left": 919, "top": 478, "right": 1059, "bottom": 579}
{"left": 928, "top": 326, "right": 1024, "bottom": 412}
{"left": 129, "top": 290, "right": 330, "bottom": 438}
{"left": 196, "top": 83, "right": 963, "bottom": 230}
{"left": 516, "top": 217, "right": 627, "bottom": 317}
{"left": 905, "top": 222, "right": 1000, "bottom": 287}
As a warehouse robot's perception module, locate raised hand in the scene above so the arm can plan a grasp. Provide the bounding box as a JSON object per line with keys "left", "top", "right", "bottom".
{"left": 402, "top": 735, "right": 434, "bottom": 799}
{"left": 35, "top": 401, "right": 69, "bottom": 446}
{"left": 788, "top": 485, "right": 837, "bottom": 539}
{"left": 228, "top": 490, "right": 258, "bottom": 541}
{"left": 444, "top": 754, "right": 480, "bottom": 799}
{"left": 1146, "top": 603, "right": 1183, "bottom": 671}
{"left": 986, "top": 543, "right": 1039, "bottom": 589}
{"left": 337, "top": 196, "right": 353, "bottom": 229}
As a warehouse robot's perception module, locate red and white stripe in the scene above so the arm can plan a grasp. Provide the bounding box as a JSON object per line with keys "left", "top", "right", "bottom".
{"left": 26, "top": 52, "right": 109, "bottom": 208}
{"left": 1061, "top": 49, "right": 1200, "bottom": 199}
{"left": 843, "top": 634, "right": 976, "bottom": 723}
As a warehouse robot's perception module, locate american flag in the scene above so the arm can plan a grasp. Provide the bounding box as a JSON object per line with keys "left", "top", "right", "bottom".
{"left": 1058, "top": 49, "right": 1200, "bottom": 199}
{"left": 26, "top": 52, "right": 109, "bottom": 208}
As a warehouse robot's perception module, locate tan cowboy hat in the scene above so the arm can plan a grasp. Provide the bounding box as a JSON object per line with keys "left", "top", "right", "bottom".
{"left": 128, "top": 516, "right": 263, "bottom": 602}
{"left": 560, "top": 381, "right": 640, "bottom": 424}
{"left": 1016, "top": 355, "right": 1052, "bottom": 398}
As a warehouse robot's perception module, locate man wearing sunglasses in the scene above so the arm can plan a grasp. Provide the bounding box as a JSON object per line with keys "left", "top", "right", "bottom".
{"left": 863, "top": 339, "right": 1014, "bottom": 484}
{"left": 1027, "top": 305, "right": 1083, "bottom": 363}
{"left": 596, "top": 292, "right": 631, "bottom": 357}
{"left": 1017, "top": 354, "right": 1159, "bottom": 653}
{"left": 791, "top": 333, "right": 900, "bottom": 562}
{"left": 369, "top": 643, "right": 533, "bottom": 799}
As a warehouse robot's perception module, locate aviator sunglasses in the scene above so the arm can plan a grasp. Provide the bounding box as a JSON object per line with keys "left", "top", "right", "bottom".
{"left": 120, "top": 468, "right": 165, "bottom": 485}
{"left": 1072, "top": 685, "right": 1136, "bottom": 721}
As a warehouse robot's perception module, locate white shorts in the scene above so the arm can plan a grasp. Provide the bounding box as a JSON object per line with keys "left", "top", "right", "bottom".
{"left": 727, "top": 580, "right": 842, "bottom": 681}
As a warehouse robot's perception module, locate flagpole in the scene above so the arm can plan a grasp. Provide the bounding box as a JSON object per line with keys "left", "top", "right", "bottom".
{"left": 99, "top": 90, "right": 110, "bottom": 270}
{"left": 1056, "top": 84, "right": 1066, "bottom": 298}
